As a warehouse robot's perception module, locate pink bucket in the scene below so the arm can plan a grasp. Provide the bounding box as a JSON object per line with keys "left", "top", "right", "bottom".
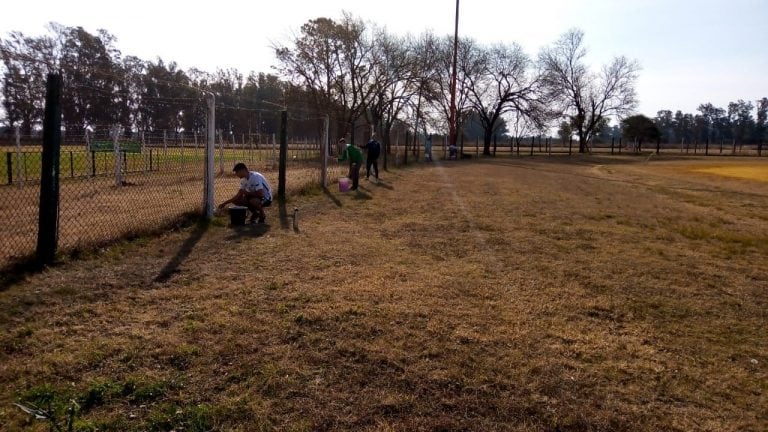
{"left": 339, "top": 177, "right": 351, "bottom": 192}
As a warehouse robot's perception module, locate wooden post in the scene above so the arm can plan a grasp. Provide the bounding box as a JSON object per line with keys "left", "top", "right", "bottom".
{"left": 568, "top": 136, "right": 572, "bottom": 155}
{"left": 5, "top": 152, "right": 12, "bottom": 185}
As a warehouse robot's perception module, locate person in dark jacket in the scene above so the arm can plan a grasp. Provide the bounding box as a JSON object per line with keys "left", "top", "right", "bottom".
{"left": 363, "top": 134, "right": 381, "bottom": 180}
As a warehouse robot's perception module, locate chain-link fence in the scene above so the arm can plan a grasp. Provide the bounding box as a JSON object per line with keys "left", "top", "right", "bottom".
{"left": 0, "top": 122, "right": 346, "bottom": 271}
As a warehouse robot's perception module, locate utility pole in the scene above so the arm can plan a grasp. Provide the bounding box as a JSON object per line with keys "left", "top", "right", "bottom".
{"left": 448, "top": 0, "right": 460, "bottom": 149}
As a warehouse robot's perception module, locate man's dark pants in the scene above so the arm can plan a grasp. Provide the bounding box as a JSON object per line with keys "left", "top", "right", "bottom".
{"left": 366, "top": 157, "right": 379, "bottom": 179}
{"left": 349, "top": 162, "right": 361, "bottom": 190}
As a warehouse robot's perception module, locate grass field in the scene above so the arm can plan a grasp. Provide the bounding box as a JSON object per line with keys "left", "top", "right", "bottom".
{"left": 0, "top": 145, "right": 320, "bottom": 184}
{"left": 0, "top": 156, "right": 766, "bottom": 431}
{"left": 690, "top": 164, "right": 768, "bottom": 182}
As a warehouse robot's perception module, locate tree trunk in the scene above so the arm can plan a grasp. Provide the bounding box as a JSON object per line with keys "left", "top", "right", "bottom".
{"left": 483, "top": 129, "right": 493, "bottom": 156}
{"left": 578, "top": 132, "right": 588, "bottom": 153}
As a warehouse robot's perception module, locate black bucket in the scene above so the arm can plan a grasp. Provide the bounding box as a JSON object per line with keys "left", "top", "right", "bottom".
{"left": 228, "top": 206, "right": 247, "bottom": 226}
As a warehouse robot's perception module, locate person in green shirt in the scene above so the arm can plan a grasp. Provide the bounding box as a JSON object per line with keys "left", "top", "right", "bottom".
{"left": 337, "top": 138, "right": 363, "bottom": 190}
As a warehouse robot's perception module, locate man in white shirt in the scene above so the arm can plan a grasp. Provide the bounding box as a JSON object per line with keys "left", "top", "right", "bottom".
{"left": 218, "top": 163, "right": 273, "bottom": 224}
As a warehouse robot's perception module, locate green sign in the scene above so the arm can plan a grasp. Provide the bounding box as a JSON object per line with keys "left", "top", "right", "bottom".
{"left": 89, "top": 141, "right": 142, "bottom": 153}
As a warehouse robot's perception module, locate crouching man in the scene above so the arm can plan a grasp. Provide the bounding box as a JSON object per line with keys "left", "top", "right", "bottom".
{"left": 218, "top": 162, "right": 273, "bottom": 224}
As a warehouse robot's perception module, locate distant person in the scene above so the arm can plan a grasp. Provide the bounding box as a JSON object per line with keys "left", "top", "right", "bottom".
{"left": 448, "top": 142, "right": 458, "bottom": 160}
{"left": 337, "top": 138, "right": 363, "bottom": 190}
{"left": 218, "top": 162, "right": 272, "bottom": 224}
{"left": 364, "top": 134, "right": 381, "bottom": 180}
{"left": 425, "top": 134, "right": 433, "bottom": 162}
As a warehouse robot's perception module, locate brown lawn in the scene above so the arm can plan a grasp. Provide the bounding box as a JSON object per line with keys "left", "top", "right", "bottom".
{"left": 0, "top": 156, "right": 766, "bottom": 431}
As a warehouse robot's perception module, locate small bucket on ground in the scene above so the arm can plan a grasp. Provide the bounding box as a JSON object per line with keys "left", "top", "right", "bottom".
{"left": 228, "top": 206, "right": 247, "bottom": 226}
{"left": 339, "top": 177, "right": 351, "bottom": 192}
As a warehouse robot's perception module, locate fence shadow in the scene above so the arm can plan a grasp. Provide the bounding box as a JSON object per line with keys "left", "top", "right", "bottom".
{"left": 278, "top": 199, "right": 290, "bottom": 231}
{"left": 153, "top": 222, "right": 209, "bottom": 284}
{"left": 352, "top": 187, "right": 373, "bottom": 200}
{"left": 370, "top": 179, "right": 394, "bottom": 190}
{"left": 322, "top": 187, "right": 343, "bottom": 208}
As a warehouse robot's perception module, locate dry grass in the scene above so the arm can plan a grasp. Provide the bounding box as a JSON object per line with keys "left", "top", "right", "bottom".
{"left": 0, "top": 161, "right": 345, "bottom": 268}
{"left": 0, "top": 155, "right": 766, "bottom": 431}
{"left": 689, "top": 164, "right": 768, "bottom": 182}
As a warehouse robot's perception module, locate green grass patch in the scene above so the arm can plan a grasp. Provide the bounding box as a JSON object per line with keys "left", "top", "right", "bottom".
{"left": 675, "top": 224, "right": 768, "bottom": 255}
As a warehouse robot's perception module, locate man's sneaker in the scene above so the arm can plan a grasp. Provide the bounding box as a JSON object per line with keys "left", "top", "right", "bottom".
{"left": 249, "top": 215, "right": 258, "bottom": 224}
{"left": 257, "top": 217, "right": 266, "bottom": 224}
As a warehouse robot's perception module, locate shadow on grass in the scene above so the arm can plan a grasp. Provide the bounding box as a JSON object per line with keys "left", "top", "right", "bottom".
{"left": 323, "top": 187, "right": 343, "bottom": 208}
{"left": 370, "top": 179, "right": 394, "bottom": 190}
{"left": 276, "top": 199, "right": 300, "bottom": 233}
{"left": 154, "top": 221, "right": 209, "bottom": 283}
{"left": 224, "top": 222, "right": 271, "bottom": 241}
{"left": 352, "top": 188, "right": 373, "bottom": 200}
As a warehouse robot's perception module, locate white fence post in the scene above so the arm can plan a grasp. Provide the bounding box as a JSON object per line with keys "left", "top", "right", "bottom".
{"left": 112, "top": 125, "right": 122, "bottom": 187}
{"left": 14, "top": 126, "right": 22, "bottom": 186}
{"left": 205, "top": 94, "right": 216, "bottom": 219}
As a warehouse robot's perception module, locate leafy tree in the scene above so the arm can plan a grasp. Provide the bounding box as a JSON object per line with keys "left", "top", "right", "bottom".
{"left": 654, "top": 110, "right": 676, "bottom": 143}
{"left": 756, "top": 97, "right": 768, "bottom": 143}
{"left": 0, "top": 30, "right": 52, "bottom": 134}
{"left": 727, "top": 99, "right": 755, "bottom": 144}
{"left": 539, "top": 29, "right": 639, "bottom": 152}
{"left": 621, "top": 114, "right": 660, "bottom": 149}
{"left": 557, "top": 120, "right": 573, "bottom": 143}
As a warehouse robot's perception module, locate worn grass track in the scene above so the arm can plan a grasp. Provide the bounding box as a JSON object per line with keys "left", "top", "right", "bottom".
{"left": 0, "top": 156, "right": 766, "bottom": 431}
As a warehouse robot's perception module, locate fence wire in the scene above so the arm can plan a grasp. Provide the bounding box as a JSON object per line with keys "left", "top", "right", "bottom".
{"left": 2, "top": 126, "right": 763, "bottom": 271}
{"left": 0, "top": 126, "right": 345, "bottom": 270}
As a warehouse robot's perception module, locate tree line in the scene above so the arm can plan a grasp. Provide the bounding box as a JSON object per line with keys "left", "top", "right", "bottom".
{"left": 3, "top": 15, "right": 765, "bottom": 155}
{"left": 0, "top": 23, "right": 317, "bottom": 139}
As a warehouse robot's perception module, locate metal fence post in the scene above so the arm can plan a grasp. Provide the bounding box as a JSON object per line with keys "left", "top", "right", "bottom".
{"left": 219, "top": 130, "right": 225, "bottom": 174}
{"left": 204, "top": 93, "right": 215, "bottom": 219}
{"left": 36, "top": 73, "right": 62, "bottom": 268}
{"left": 321, "top": 115, "right": 329, "bottom": 188}
{"left": 278, "top": 110, "right": 288, "bottom": 200}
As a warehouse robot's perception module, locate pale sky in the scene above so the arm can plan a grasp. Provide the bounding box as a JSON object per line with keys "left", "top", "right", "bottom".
{"left": 2, "top": 0, "right": 766, "bottom": 117}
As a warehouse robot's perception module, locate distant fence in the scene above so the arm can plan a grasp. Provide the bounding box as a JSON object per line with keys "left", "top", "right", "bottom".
{"left": 386, "top": 135, "right": 765, "bottom": 160}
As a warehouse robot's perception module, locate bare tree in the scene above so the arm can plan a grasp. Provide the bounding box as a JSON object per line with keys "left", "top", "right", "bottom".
{"left": 539, "top": 29, "right": 639, "bottom": 153}
{"left": 364, "top": 29, "right": 422, "bottom": 169}
{"left": 273, "top": 13, "right": 374, "bottom": 147}
{"left": 427, "top": 36, "right": 482, "bottom": 153}
{"left": 464, "top": 42, "right": 541, "bottom": 155}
